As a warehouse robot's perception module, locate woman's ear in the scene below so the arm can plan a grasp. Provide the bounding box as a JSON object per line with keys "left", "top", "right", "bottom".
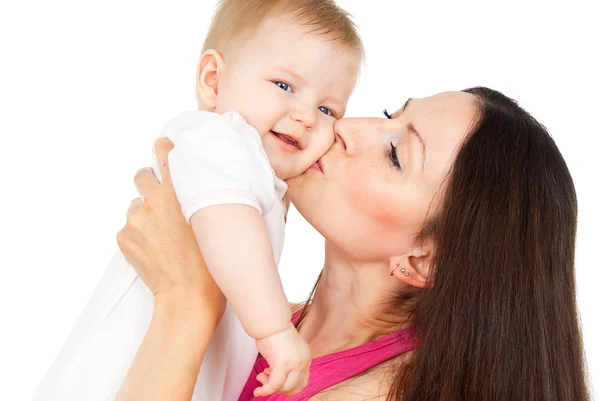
{"left": 196, "top": 49, "right": 225, "bottom": 109}
{"left": 389, "top": 238, "right": 434, "bottom": 289}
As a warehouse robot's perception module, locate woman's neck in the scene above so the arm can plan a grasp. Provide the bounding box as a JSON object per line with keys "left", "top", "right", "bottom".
{"left": 297, "top": 241, "right": 412, "bottom": 358}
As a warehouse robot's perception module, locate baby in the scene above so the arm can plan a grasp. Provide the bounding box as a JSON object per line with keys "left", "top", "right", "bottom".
{"left": 33, "top": 1, "right": 363, "bottom": 400}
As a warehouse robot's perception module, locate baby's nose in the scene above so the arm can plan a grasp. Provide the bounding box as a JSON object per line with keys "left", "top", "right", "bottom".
{"left": 290, "top": 104, "right": 317, "bottom": 130}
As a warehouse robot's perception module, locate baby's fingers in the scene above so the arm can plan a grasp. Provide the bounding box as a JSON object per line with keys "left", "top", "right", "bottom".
{"left": 279, "top": 369, "right": 308, "bottom": 396}
{"left": 253, "top": 367, "right": 287, "bottom": 397}
{"left": 256, "top": 371, "right": 270, "bottom": 385}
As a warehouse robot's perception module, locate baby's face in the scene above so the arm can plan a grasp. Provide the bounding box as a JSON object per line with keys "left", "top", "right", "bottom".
{"left": 214, "top": 14, "right": 361, "bottom": 180}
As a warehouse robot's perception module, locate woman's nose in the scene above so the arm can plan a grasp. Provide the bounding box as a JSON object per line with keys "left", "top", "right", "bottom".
{"left": 333, "top": 118, "right": 361, "bottom": 156}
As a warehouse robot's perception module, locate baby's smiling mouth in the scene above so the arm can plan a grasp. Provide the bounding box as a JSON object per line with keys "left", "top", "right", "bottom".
{"left": 270, "top": 130, "right": 302, "bottom": 150}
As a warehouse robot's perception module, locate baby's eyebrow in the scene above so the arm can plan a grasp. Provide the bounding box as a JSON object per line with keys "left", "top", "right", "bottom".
{"left": 274, "top": 68, "right": 307, "bottom": 85}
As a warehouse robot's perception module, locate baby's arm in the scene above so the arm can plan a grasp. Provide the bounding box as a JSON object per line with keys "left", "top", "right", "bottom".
{"left": 189, "top": 204, "right": 291, "bottom": 340}
{"left": 161, "top": 112, "right": 291, "bottom": 337}
{"left": 163, "top": 111, "right": 311, "bottom": 395}
{"left": 190, "top": 206, "right": 310, "bottom": 396}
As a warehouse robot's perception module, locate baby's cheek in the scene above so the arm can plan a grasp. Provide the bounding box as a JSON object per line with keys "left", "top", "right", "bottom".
{"left": 298, "top": 129, "right": 334, "bottom": 170}
{"left": 261, "top": 141, "right": 288, "bottom": 177}
{"left": 234, "top": 99, "right": 274, "bottom": 134}
{"left": 320, "top": 122, "right": 336, "bottom": 150}
{"left": 218, "top": 81, "right": 277, "bottom": 134}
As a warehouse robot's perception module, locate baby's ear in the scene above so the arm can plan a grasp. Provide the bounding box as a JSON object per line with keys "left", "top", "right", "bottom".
{"left": 196, "top": 49, "right": 225, "bottom": 109}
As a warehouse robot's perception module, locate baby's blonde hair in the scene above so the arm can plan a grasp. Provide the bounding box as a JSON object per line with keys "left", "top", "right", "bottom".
{"left": 202, "top": 0, "right": 364, "bottom": 57}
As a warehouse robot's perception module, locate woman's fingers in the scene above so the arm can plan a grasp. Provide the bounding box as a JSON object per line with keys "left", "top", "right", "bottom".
{"left": 127, "top": 197, "right": 142, "bottom": 214}
{"left": 125, "top": 197, "right": 146, "bottom": 230}
{"left": 117, "top": 212, "right": 145, "bottom": 268}
{"left": 153, "top": 138, "right": 174, "bottom": 186}
{"left": 134, "top": 168, "right": 159, "bottom": 199}
{"left": 117, "top": 226, "right": 141, "bottom": 259}
{"left": 121, "top": 197, "right": 144, "bottom": 245}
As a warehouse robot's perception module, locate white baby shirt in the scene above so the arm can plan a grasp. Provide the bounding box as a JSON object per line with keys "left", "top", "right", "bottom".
{"left": 32, "top": 110, "right": 287, "bottom": 401}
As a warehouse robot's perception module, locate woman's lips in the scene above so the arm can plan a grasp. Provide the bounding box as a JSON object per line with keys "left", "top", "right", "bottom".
{"left": 310, "top": 158, "right": 324, "bottom": 173}
{"left": 270, "top": 130, "right": 301, "bottom": 150}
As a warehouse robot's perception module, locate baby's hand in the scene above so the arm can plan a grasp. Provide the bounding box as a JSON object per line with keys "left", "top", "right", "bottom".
{"left": 254, "top": 323, "right": 311, "bottom": 397}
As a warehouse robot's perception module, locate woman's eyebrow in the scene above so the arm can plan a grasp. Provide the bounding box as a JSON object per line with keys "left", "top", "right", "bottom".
{"left": 391, "top": 98, "right": 413, "bottom": 119}
{"left": 402, "top": 98, "right": 413, "bottom": 113}
{"left": 393, "top": 98, "right": 426, "bottom": 172}
{"left": 407, "top": 123, "right": 426, "bottom": 173}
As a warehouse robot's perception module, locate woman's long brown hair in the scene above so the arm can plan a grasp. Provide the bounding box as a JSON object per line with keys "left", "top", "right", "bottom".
{"left": 298, "top": 87, "right": 589, "bottom": 400}
{"left": 390, "top": 87, "right": 589, "bottom": 400}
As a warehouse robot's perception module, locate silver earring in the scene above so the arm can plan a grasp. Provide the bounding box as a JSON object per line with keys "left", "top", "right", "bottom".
{"left": 401, "top": 268, "right": 409, "bottom": 277}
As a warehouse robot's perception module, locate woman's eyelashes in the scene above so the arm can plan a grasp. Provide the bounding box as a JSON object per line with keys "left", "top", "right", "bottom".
{"left": 383, "top": 110, "right": 402, "bottom": 171}
{"left": 389, "top": 142, "right": 403, "bottom": 172}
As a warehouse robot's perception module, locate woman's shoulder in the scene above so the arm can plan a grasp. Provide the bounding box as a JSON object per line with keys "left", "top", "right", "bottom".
{"left": 308, "top": 352, "right": 411, "bottom": 401}
{"left": 307, "top": 371, "right": 388, "bottom": 400}
{"left": 307, "top": 366, "right": 390, "bottom": 400}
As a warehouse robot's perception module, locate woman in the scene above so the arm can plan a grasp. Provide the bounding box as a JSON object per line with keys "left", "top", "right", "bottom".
{"left": 115, "top": 87, "right": 589, "bottom": 401}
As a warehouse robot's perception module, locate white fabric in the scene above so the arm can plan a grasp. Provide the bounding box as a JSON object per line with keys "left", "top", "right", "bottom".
{"left": 33, "top": 110, "right": 287, "bottom": 401}
{"left": 157, "top": 110, "right": 285, "bottom": 221}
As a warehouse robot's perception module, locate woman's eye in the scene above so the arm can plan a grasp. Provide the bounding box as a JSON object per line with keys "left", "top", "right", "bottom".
{"left": 389, "top": 142, "right": 403, "bottom": 172}
{"left": 318, "top": 106, "right": 334, "bottom": 117}
{"left": 274, "top": 81, "right": 292, "bottom": 93}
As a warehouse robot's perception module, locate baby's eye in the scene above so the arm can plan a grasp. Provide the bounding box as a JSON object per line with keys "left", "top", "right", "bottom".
{"left": 274, "top": 81, "right": 293, "bottom": 93}
{"left": 318, "top": 106, "right": 334, "bottom": 117}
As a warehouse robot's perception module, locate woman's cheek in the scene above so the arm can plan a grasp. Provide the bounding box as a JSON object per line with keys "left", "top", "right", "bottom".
{"left": 343, "top": 169, "right": 387, "bottom": 216}
{"left": 348, "top": 170, "right": 426, "bottom": 232}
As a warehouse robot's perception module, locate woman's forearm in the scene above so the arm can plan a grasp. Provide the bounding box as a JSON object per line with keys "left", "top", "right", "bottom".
{"left": 114, "top": 296, "right": 217, "bottom": 401}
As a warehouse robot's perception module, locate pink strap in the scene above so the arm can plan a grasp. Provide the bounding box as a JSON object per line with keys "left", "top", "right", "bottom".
{"left": 237, "top": 322, "right": 415, "bottom": 401}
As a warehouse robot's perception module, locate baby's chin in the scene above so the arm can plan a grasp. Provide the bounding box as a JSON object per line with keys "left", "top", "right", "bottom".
{"left": 271, "top": 163, "right": 299, "bottom": 181}
{"left": 270, "top": 158, "right": 310, "bottom": 181}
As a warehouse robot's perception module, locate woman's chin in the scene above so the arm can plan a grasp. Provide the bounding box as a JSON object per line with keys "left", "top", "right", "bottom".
{"left": 285, "top": 172, "right": 305, "bottom": 186}
{"left": 284, "top": 179, "right": 302, "bottom": 199}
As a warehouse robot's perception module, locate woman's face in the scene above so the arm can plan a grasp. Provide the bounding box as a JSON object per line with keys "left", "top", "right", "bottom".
{"left": 286, "top": 91, "right": 478, "bottom": 261}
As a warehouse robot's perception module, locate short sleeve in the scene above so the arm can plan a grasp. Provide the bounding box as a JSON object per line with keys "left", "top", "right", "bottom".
{"left": 155, "top": 111, "right": 277, "bottom": 222}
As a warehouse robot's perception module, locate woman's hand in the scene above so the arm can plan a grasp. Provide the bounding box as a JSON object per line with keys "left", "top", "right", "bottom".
{"left": 116, "top": 138, "right": 225, "bottom": 323}
{"left": 114, "top": 138, "right": 226, "bottom": 401}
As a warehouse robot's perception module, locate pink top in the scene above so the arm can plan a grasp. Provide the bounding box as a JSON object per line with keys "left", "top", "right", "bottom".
{"left": 237, "top": 315, "right": 416, "bottom": 401}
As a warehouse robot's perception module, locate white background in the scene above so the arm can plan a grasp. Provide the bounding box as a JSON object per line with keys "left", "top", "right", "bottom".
{"left": 0, "top": 1, "right": 598, "bottom": 400}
